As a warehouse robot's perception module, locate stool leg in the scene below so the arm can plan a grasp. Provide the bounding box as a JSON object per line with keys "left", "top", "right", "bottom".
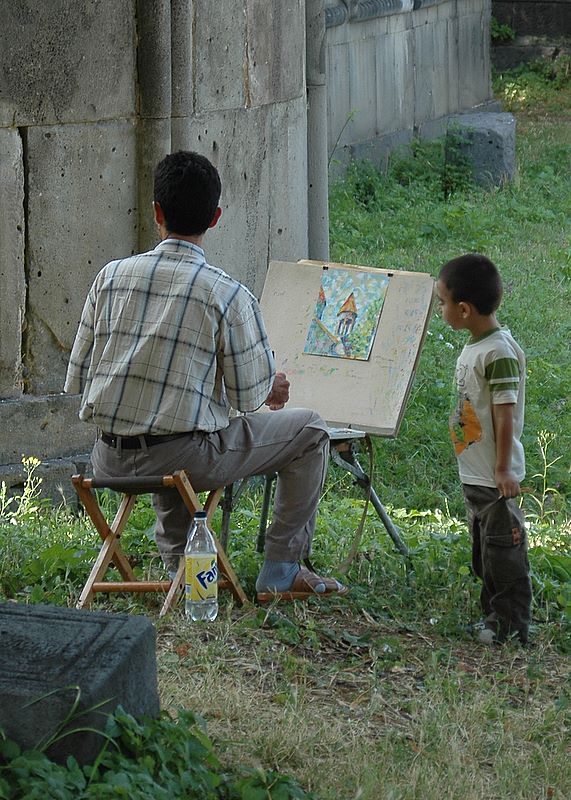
{"left": 159, "top": 558, "right": 185, "bottom": 618}
{"left": 76, "top": 492, "right": 137, "bottom": 608}
{"left": 171, "top": 471, "right": 248, "bottom": 606}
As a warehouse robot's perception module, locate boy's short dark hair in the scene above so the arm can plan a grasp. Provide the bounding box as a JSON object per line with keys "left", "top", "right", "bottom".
{"left": 153, "top": 151, "right": 221, "bottom": 236}
{"left": 438, "top": 254, "right": 503, "bottom": 315}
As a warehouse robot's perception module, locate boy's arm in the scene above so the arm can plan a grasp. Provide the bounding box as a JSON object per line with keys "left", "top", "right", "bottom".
{"left": 491, "top": 402, "right": 521, "bottom": 498}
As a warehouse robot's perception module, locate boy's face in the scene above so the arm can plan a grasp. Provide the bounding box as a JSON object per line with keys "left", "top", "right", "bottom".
{"left": 436, "top": 280, "right": 467, "bottom": 330}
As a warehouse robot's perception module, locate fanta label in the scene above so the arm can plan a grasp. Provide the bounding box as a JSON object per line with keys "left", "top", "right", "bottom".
{"left": 185, "top": 555, "right": 218, "bottom": 601}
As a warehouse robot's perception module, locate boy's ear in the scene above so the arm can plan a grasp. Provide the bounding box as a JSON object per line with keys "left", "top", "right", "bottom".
{"left": 208, "top": 207, "right": 222, "bottom": 229}
{"left": 458, "top": 300, "right": 472, "bottom": 319}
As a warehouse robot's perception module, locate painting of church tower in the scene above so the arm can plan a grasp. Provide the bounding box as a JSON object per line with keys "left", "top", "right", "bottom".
{"left": 303, "top": 268, "right": 389, "bottom": 361}
{"left": 336, "top": 292, "right": 357, "bottom": 338}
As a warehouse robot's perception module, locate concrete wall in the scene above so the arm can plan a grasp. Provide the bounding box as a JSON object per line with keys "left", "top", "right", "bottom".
{"left": 325, "top": 0, "right": 495, "bottom": 174}
{"left": 0, "top": 0, "right": 495, "bottom": 495}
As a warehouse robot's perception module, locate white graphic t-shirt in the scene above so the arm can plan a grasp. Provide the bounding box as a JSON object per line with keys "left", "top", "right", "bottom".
{"left": 449, "top": 328, "right": 526, "bottom": 488}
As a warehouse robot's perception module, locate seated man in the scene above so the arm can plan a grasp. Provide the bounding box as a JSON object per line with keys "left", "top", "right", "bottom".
{"left": 65, "top": 150, "right": 346, "bottom": 599}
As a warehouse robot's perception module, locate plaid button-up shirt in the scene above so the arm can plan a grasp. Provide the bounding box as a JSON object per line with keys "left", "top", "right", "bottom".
{"left": 64, "top": 239, "right": 275, "bottom": 435}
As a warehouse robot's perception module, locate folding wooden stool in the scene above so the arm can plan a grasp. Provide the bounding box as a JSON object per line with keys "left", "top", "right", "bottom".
{"left": 72, "top": 470, "right": 247, "bottom": 617}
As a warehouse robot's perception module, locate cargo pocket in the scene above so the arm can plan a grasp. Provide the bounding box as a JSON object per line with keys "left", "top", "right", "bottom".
{"left": 485, "top": 532, "right": 528, "bottom": 586}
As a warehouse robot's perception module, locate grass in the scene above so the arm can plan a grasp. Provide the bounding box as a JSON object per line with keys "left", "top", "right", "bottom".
{"left": 1, "top": 65, "right": 570, "bottom": 799}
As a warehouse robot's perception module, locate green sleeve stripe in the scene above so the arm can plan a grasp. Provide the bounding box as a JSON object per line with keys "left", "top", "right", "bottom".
{"left": 485, "top": 357, "right": 520, "bottom": 382}
{"left": 490, "top": 380, "right": 519, "bottom": 394}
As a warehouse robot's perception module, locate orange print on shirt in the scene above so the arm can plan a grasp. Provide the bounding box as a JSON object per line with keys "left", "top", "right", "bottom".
{"left": 450, "top": 396, "right": 482, "bottom": 455}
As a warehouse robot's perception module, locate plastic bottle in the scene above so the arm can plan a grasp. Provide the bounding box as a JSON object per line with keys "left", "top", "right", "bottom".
{"left": 185, "top": 511, "right": 218, "bottom": 621}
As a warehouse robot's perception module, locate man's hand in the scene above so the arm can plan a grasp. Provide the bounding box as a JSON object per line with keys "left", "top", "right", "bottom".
{"left": 265, "top": 372, "right": 290, "bottom": 410}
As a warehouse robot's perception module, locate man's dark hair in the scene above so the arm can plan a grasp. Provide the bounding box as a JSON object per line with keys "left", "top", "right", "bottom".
{"left": 438, "top": 253, "right": 503, "bottom": 315}
{"left": 153, "top": 151, "right": 221, "bottom": 236}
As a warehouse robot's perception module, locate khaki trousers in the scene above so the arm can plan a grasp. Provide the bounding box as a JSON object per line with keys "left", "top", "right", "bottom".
{"left": 91, "top": 408, "right": 330, "bottom": 570}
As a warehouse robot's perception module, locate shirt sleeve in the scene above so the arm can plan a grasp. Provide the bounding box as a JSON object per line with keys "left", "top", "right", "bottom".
{"left": 220, "top": 290, "right": 275, "bottom": 412}
{"left": 484, "top": 354, "right": 520, "bottom": 404}
{"left": 64, "top": 288, "right": 96, "bottom": 394}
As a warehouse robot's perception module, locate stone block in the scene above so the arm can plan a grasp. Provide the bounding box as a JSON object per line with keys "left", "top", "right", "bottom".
{"left": 137, "top": 0, "right": 172, "bottom": 119}
{"left": 264, "top": 97, "right": 309, "bottom": 275}
{"left": 348, "top": 35, "right": 379, "bottom": 143}
{"left": 349, "top": 128, "right": 415, "bottom": 171}
{"left": 193, "top": 0, "right": 304, "bottom": 113}
{"left": 0, "top": 0, "right": 135, "bottom": 127}
{"left": 457, "top": 6, "right": 492, "bottom": 110}
{"left": 376, "top": 29, "right": 415, "bottom": 134}
{"left": 243, "top": 0, "right": 305, "bottom": 105}
{"left": 446, "top": 112, "right": 516, "bottom": 188}
{"left": 171, "top": 0, "right": 193, "bottom": 117}
{"left": 193, "top": 0, "right": 247, "bottom": 111}
{"left": 0, "top": 603, "right": 159, "bottom": 764}
{"left": 327, "top": 41, "right": 352, "bottom": 162}
{"left": 0, "top": 394, "right": 95, "bottom": 465}
{"left": 0, "top": 455, "right": 91, "bottom": 508}
{"left": 25, "top": 121, "right": 138, "bottom": 394}
{"left": 0, "top": 128, "right": 25, "bottom": 398}
{"left": 413, "top": 17, "right": 453, "bottom": 123}
{"left": 170, "top": 99, "right": 308, "bottom": 298}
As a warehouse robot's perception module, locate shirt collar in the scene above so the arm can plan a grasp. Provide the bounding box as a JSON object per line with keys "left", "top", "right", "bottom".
{"left": 154, "top": 238, "right": 206, "bottom": 260}
{"left": 468, "top": 326, "right": 501, "bottom": 345}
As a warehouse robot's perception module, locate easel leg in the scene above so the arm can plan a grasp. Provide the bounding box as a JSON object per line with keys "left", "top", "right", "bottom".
{"left": 331, "top": 445, "right": 410, "bottom": 562}
{"left": 257, "top": 473, "right": 276, "bottom": 554}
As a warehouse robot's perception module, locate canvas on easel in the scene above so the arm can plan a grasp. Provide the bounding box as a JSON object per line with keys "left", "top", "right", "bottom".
{"left": 259, "top": 259, "right": 435, "bottom": 436}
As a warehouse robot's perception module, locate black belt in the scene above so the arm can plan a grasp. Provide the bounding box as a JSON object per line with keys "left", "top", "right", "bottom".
{"left": 100, "top": 432, "right": 190, "bottom": 450}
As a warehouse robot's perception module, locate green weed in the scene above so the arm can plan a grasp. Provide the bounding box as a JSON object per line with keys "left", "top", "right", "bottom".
{"left": 490, "top": 17, "right": 516, "bottom": 43}
{"left": 0, "top": 706, "right": 315, "bottom": 799}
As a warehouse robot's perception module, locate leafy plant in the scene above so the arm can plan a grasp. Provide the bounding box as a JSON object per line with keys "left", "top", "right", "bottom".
{"left": 490, "top": 16, "right": 516, "bottom": 43}
{"left": 0, "top": 707, "right": 316, "bottom": 799}
{"left": 525, "top": 430, "right": 565, "bottom": 523}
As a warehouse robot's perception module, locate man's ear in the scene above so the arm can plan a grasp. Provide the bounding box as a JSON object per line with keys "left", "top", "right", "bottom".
{"left": 153, "top": 201, "right": 166, "bottom": 227}
{"left": 208, "top": 207, "right": 222, "bottom": 229}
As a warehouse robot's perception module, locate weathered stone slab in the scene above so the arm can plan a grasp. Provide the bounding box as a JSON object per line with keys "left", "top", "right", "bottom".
{"left": 446, "top": 112, "right": 516, "bottom": 189}
{"left": 0, "top": 128, "right": 25, "bottom": 398}
{"left": 413, "top": 15, "right": 453, "bottom": 123}
{"left": 0, "top": 0, "right": 135, "bottom": 127}
{"left": 193, "top": 0, "right": 247, "bottom": 111}
{"left": 457, "top": 5, "right": 492, "bottom": 110}
{"left": 25, "top": 121, "right": 138, "bottom": 394}
{"left": 0, "top": 455, "right": 91, "bottom": 508}
{"left": 0, "top": 603, "right": 159, "bottom": 764}
{"left": 193, "top": 0, "right": 304, "bottom": 113}
{"left": 376, "top": 29, "right": 415, "bottom": 134}
{"left": 172, "top": 99, "right": 308, "bottom": 297}
{"left": 243, "top": 0, "right": 305, "bottom": 106}
{"left": 0, "top": 394, "right": 95, "bottom": 464}
{"left": 137, "top": 0, "right": 172, "bottom": 119}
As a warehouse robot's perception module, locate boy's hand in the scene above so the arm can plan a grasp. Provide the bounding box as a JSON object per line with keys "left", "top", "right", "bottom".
{"left": 265, "top": 372, "right": 290, "bottom": 410}
{"left": 494, "top": 468, "right": 521, "bottom": 499}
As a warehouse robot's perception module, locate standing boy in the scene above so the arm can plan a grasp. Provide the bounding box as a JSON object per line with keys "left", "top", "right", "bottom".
{"left": 436, "top": 254, "right": 532, "bottom": 644}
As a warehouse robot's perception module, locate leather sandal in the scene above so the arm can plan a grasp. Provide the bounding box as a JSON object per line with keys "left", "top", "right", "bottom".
{"left": 256, "top": 566, "right": 349, "bottom": 603}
